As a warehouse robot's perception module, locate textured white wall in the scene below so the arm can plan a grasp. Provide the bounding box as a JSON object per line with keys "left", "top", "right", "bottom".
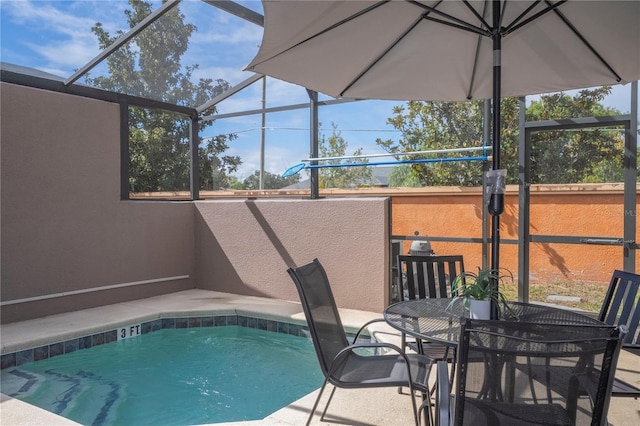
{"left": 1, "top": 83, "right": 194, "bottom": 323}
{"left": 1, "top": 82, "right": 391, "bottom": 323}
{"left": 194, "top": 198, "right": 390, "bottom": 312}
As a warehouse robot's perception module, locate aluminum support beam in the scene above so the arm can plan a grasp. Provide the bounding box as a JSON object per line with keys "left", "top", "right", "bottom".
{"left": 518, "top": 97, "right": 530, "bottom": 302}
{"left": 202, "top": 97, "right": 360, "bottom": 122}
{"left": 197, "top": 73, "right": 263, "bottom": 114}
{"left": 65, "top": 0, "right": 181, "bottom": 85}
{"left": 623, "top": 81, "right": 638, "bottom": 272}
{"left": 308, "top": 90, "right": 319, "bottom": 199}
{"left": 202, "top": 0, "right": 264, "bottom": 27}
{"left": 190, "top": 116, "right": 200, "bottom": 200}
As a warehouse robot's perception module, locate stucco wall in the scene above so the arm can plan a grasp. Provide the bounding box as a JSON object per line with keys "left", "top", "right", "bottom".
{"left": 1, "top": 83, "right": 194, "bottom": 323}
{"left": 0, "top": 82, "right": 391, "bottom": 323}
{"left": 1, "top": 80, "right": 635, "bottom": 325}
{"left": 194, "top": 198, "right": 390, "bottom": 312}
{"left": 392, "top": 185, "right": 638, "bottom": 283}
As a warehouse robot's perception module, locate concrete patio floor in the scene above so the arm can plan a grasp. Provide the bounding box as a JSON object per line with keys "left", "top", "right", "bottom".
{"left": 1, "top": 290, "right": 638, "bottom": 425}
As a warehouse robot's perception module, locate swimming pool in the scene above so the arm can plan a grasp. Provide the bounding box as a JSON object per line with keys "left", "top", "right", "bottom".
{"left": 1, "top": 317, "right": 323, "bottom": 425}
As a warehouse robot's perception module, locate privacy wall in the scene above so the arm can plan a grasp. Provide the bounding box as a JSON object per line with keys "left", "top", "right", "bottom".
{"left": 0, "top": 83, "right": 194, "bottom": 323}
{"left": 194, "top": 198, "right": 389, "bottom": 311}
{"left": 0, "top": 82, "right": 391, "bottom": 324}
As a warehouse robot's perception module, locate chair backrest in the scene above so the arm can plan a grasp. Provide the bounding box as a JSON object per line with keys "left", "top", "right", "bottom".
{"left": 454, "top": 319, "right": 624, "bottom": 426}
{"left": 598, "top": 269, "right": 640, "bottom": 348}
{"left": 397, "top": 255, "right": 464, "bottom": 301}
{"left": 287, "top": 259, "right": 350, "bottom": 378}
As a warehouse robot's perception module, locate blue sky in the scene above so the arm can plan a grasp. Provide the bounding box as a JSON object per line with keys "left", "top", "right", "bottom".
{"left": 1, "top": 0, "right": 635, "bottom": 179}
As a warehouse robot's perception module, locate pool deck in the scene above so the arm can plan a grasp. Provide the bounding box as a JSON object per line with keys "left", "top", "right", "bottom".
{"left": 1, "top": 289, "right": 639, "bottom": 425}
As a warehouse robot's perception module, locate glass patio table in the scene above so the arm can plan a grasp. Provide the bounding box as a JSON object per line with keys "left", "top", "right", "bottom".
{"left": 383, "top": 298, "right": 605, "bottom": 347}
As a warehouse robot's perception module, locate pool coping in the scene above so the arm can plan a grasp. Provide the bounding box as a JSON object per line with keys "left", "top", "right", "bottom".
{"left": 1, "top": 314, "right": 316, "bottom": 370}
{"left": 1, "top": 289, "right": 385, "bottom": 356}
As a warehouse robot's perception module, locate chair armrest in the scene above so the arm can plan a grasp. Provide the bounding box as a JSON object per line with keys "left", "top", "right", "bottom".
{"left": 329, "top": 340, "right": 432, "bottom": 393}
{"left": 336, "top": 340, "right": 407, "bottom": 359}
{"left": 436, "top": 361, "right": 451, "bottom": 426}
{"left": 353, "top": 318, "right": 388, "bottom": 342}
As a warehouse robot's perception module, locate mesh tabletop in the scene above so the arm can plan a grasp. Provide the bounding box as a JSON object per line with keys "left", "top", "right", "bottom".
{"left": 383, "top": 299, "right": 604, "bottom": 346}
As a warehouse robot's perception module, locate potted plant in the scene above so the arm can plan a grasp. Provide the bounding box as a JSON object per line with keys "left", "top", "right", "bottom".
{"left": 449, "top": 267, "right": 515, "bottom": 320}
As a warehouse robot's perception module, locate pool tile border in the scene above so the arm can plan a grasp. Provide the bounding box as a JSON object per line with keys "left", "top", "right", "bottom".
{"left": 1, "top": 315, "right": 309, "bottom": 370}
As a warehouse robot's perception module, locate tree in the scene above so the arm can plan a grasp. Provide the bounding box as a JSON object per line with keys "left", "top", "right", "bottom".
{"left": 526, "top": 87, "right": 624, "bottom": 184}
{"left": 243, "top": 170, "right": 301, "bottom": 190}
{"left": 388, "top": 165, "right": 422, "bottom": 187}
{"left": 377, "top": 88, "right": 623, "bottom": 186}
{"left": 318, "top": 123, "right": 374, "bottom": 188}
{"left": 86, "top": 0, "right": 240, "bottom": 192}
{"left": 377, "top": 100, "right": 504, "bottom": 186}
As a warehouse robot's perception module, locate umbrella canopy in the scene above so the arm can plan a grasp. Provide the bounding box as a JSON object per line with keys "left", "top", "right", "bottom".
{"left": 246, "top": 0, "right": 639, "bottom": 102}
{"left": 246, "top": 0, "right": 640, "bottom": 315}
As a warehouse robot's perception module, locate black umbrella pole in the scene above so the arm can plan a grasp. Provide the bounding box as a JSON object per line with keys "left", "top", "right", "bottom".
{"left": 490, "top": 0, "right": 502, "bottom": 320}
{"left": 491, "top": 216, "right": 500, "bottom": 319}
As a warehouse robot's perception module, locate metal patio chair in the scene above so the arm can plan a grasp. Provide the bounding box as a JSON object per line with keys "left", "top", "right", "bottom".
{"left": 288, "top": 258, "right": 434, "bottom": 426}
{"left": 506, "top": 269, "right": 639, "bottom": 406}
{"left": 397, "top": 255, "right": 464, "bottom": 378}
{"left": 436, "top": 319, "right": 625, "bottom": 426}
{"left": 598, "top": 269, "right": 640, "bottom": 398}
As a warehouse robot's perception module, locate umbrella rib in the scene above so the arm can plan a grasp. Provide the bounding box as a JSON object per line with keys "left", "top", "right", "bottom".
{"left": 467, "top": 1, "right": 491, "bottom": 100}
{"left": 506, "top": 0, "right": 621, "bottom": 82}
{"left": 503, "top": 0, "right": 545, "bottom": 34}
{"left": 546, "top": 2, "right": 623, "bottom": 83}
{"left": 503, "top": 1, "right": 621, "bottom": 83}
{"left": 462, "top": 0, "right": 492, "bottom": 30}
{"left": 504, "top": 0, "right": 567, "bottom": 34}
{"left": 339, "top": 15, "right": 425, "bottom": 97}
{"left": 421, "top": 15, "right": 490, "bottom": 37}
{"left": 408, "top": 0, "right": 490, "bottom": 36}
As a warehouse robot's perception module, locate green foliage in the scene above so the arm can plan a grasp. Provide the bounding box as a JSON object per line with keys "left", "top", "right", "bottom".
{"left": 318, "top": 123, "right": 374, "bottom": 188}
{"left": 388, "top": 165, "right": 422, "bottom": 187}
{"left": 526, "top": 87, "right": 624, "bottom": 184}
{"left": 377, "top": 101, "right": 476, "bottom": 186}
{"left": 243, "top": 170, "right": 301, "bottom": 190}
{"left": 378, "top": 87, "right": 626, "bottom": 186}
{"left": 450, "top": 267, "right": 516, "bottom": 317}
{"left": 227, "top": 176, "right": 245, "bottom": 190}
{"left": 86, "top": 0, "right": 240, "bottom": 192}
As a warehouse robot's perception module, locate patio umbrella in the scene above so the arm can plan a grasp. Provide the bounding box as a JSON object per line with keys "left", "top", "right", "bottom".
{"left": 245, "top": 0, "right": 640, "bottom": 311}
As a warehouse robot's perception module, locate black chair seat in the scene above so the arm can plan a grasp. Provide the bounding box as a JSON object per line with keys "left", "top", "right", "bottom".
{"left": 462, "top": 398, "right": 574, "bottom": 426}
{"left": 598, "top": 270, "right": 640, "bottom": 399}
{"left": 436, "top": 319, "right": 626, "bottom": 426}
{"left": 288, "top": 259, "right": 434, "bottom": 426}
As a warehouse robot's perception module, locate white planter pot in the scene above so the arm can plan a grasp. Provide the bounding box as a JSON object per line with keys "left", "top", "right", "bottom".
{"left": 469, "top": 299, "right": 491, "bottom": 320}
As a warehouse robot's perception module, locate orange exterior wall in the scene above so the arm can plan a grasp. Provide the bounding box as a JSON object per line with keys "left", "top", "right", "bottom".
{"left": 391, "top": 184, "right": 638, "bottom": 284}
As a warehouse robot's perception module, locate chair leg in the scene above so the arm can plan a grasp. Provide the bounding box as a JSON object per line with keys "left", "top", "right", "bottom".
{"left": 417, "top": 391, "right": 433, "bottom": 426}
{"left": 307, "top": 378, "right": 329, "bottom": 426}
{"left": 320, "top": 385, "right": 338, "bottom": 421}
{"left": 409, "top": 387, "right": 423, "bottom": 426}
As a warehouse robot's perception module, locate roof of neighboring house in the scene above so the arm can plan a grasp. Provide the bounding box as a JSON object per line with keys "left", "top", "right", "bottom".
{"left": 282, "top": 166, "right": 396, "bottom": 189}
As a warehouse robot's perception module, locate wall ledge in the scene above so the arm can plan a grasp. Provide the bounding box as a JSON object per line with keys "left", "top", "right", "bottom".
{"left": 129, "top": 182, "right": 637, "bottom": 200}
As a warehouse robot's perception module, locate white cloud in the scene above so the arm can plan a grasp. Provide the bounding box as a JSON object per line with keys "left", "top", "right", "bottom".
{"left": 1, "top": 0, "right": 129, "bottom": 74}
{"left": 24, "top": 40, "right": 98, "bottom": 68}
{"left": 191, "top": 65, "right": 255, "bottom": 87}
{"left": 3, "top": 1, "right": 96, "bottom": 36}
{"left": 191, "top": 21, "right": 262, "bottom": 45}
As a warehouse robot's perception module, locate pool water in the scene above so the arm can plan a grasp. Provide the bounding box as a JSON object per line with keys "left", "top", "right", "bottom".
{"left": 1, "top": 326, "right": 323, "bottom": 425}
